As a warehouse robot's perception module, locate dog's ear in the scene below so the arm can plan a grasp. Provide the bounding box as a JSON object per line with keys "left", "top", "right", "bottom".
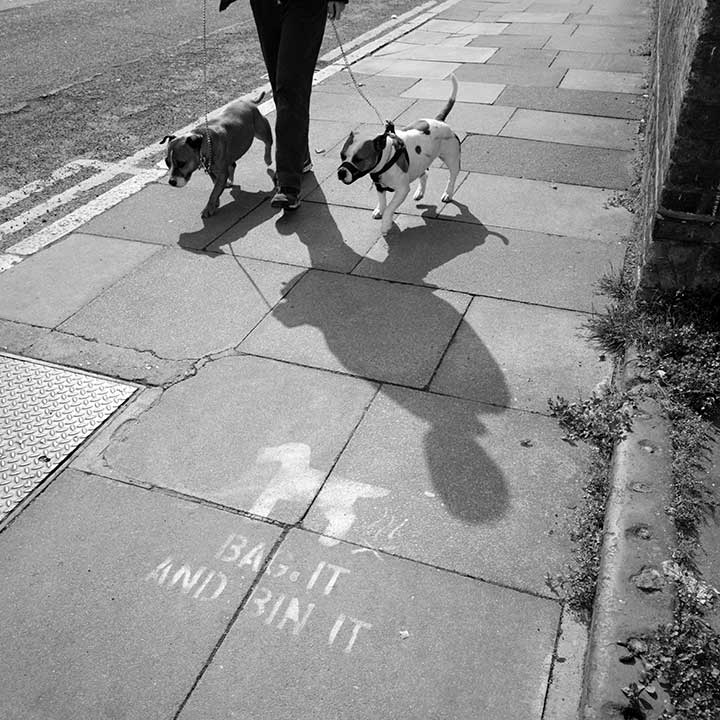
{"left": 187, "top": 134, "right": 204, "bottom": 151}
{"left": 373, "top": 133, "right": 387, "bottom": 152}
{"left": 160, "top": 135, "right": 176, "bottom": 145}
{"left": 340, "top": 132, "right": 354, "bottom": 159}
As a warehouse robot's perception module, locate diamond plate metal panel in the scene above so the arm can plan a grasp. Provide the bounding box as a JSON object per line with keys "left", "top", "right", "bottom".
{"left": 0, "top": 354, "right": 136, "bottom": 521}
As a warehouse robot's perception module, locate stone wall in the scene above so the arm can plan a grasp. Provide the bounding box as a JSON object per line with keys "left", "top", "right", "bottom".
{"left": 638, "top": 0, "right": 720, "bottom": 289}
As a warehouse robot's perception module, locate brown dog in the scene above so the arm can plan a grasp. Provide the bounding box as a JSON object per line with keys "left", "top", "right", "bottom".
{"left": 161, "top": 93, "right": 273, "bottom": 218}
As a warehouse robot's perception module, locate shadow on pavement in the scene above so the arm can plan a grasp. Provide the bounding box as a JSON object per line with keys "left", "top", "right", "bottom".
{"left": 269, "top": 187, "right": 512, "bottom": 525}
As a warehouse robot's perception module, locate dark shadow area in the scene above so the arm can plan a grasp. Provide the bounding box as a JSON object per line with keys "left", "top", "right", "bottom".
{"left": 266, "top": 185, "right": 512, "bottom": 525}
{"left": 177, "top": 187, "right": 271, "bottom": 252}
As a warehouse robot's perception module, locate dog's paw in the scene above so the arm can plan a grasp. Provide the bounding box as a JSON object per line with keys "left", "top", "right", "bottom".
{"left": 371, "top": 207, "right": 383, "bottom": 220}
{"left": 201, "top": 203, "right": 218, "bottom": 219}
{"left": 441, "top": 192, "right": 453, "bottom": 203}
{"left": 413, "top": 188, "right": 425, "bottom": 201}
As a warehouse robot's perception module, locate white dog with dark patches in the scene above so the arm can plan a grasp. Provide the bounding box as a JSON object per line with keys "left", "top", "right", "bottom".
{"left": 337, "top": 74, "right": 461, "bottom": 235}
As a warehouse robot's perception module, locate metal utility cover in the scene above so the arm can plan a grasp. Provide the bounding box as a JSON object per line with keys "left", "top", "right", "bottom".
{"left": 0, "top": 353, "right": 136, "bottom": 521}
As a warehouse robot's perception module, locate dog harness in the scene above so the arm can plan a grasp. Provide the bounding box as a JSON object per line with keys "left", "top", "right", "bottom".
{"left": 370, "top": 130, "right": 409, "bottom": 193}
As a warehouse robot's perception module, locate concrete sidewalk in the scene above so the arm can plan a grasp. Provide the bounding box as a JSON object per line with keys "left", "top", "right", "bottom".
{"left": 0, "top": 0, "right": 649, "bottom": 717}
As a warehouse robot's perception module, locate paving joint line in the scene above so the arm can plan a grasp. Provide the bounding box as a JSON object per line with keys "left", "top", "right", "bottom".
{"left": 297, "top": 383, "right": 383, "bottom": 528}
{"left": 297, "top": 525, "right": 563, "bottom": 602}
{"left": 171, "top": 528, "right": 291, "bottom": 720}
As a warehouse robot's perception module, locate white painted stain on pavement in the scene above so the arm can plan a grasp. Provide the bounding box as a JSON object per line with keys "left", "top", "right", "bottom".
{"left": 248, "top": 443, "right": 391, "bottom": 547}
{"left": 315, "top": 478, "right": 390, "bottom": 547}
{"left": 249, "top": 442, "right": 325, "bottom": 517}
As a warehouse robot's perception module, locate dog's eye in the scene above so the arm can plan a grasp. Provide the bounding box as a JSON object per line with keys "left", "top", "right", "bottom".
{"left": 165, "top": 157, "right": 171, "bottom": 168}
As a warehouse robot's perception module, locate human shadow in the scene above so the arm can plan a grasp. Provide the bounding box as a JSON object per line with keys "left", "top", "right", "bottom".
{"left": 268, "top": 185, "right": 513, "bottom": 525}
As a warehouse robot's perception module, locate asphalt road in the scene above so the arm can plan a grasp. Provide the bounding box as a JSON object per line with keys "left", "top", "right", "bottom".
{"left": 0, "top": 0, "right": 423, "bottom": 195}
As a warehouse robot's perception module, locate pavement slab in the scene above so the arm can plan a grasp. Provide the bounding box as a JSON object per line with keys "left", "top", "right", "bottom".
{"left": 547, "top": 35, "right": 646, "bottom": 54}
{"left": 499, "top": 108, "right": 637, "bottom": 150}
{"left": 240, "top": 269, "right": 470, "bottom": 388}
{"left": 441, "top": 172, "right": 633, "bottom": 241}
{"left": 499, "top": 11, "right": 569, "bottom": 22}
{"left": 176, "top": 529, "right": 562, "bottom": 720}
{"left": 495, "top": 84, "right": 645, "bottom": 119}
{"left": 393, "top": 44, "right": 498, "bottom": 64}
{"left": 58, "top": 249, "right": 301, "bottom": 360}
{"left": 454, "top": 61, "right": 567, "bottom": 87}
{"left": 0, "top": 468, "right": 282, "bottom": 720}
{"left": 468, "top": 33, "right": 551, "bottom": 48}
{"left": 401, "top": 77, "right": 505, "bottom": 103}
{"left": 352, "top": 213, "right": 624, "bottom": 312}
{"left": 461, "top": 133, "right": 635, "bottom": 189}
{"left": 395, "top": 98, "right": 516, "bottom": 135}
{"left": 209, "top": 201, "right": 384, "bottom": 273}
{"left": 560, "top": 68, "right": 646, "bottom": 94}
{"left": 0, "top": 317, "right": 50, "bottom": 355}
{"left": 568, "top": 12, "right": 650, "bottom": 26}
{"left": 312, "top": 71, "right": 417, "bottom": 97}
{"left": 487, "top": 46, "right": 558, "bottom": 66}
{"left": 571, "top": 24, "right": 648, "bottom": 42}
{"left": 308, "top": 89, "right": 416, "bottom": 123}
{"left": 552, "top": 50, "right": 648, "bottom": 73}
{"left": 503, "top": 21, "right": 578, "bottom": 35}
{"left": 302, "top": 386, "right": 589, "bottom": 594}
{"left": 81, "top": 180, "right": 272, "bottom": 251}
{"left": 349, "top": 56, "right": 461, "bottom": 80}
{"left": 76, "top": 355, "right": 377, "bottom": 522}
{"left": 0, "top": 233, "right": 160, "bottom": 328}
{"left": 431, "top": 295, "right": 610, "bottom": 412}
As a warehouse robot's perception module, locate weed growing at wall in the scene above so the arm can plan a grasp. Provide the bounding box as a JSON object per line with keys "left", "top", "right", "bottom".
{"left": 547, "top": 389, "right": 632, "bottom": 620}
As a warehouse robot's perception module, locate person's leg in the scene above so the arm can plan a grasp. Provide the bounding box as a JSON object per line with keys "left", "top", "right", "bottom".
{"left": 273, "top": 0, "right": 328, "bottom": 196}
{"left": 250, "top": 0, "right": 281, "bottom": 95}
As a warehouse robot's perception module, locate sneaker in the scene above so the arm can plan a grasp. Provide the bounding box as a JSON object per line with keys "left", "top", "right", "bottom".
{"left": 302, "top": 159, "right": 313, "bottom": 173}
{"left": 271, "top": 187, "right": 300, "bottom": 210}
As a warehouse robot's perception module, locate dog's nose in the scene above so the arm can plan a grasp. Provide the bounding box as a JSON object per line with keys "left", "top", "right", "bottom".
{"left": 337, "top": 168, "right": 351, "bottom": 184}
{"left": 168, "top": 177, "right": 177, "bottom": 187}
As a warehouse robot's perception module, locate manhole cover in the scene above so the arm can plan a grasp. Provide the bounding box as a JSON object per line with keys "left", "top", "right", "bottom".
{"left": 0, "top": 353, "right": 136, "bottom": 522}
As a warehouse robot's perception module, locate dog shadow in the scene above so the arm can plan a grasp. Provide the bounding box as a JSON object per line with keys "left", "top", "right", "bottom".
{"left": 268, "top": 186, "right": 513, "bottom": 526}
{"left": 176, "top": 186, "right": 272, "bottom": 252}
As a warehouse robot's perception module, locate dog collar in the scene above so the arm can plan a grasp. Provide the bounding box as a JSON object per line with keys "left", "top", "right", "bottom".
{"left": 370, "top": 135, "right": 409, "bottom": 192}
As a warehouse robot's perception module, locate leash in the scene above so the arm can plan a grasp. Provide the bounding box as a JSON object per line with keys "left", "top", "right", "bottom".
{"left": 329, "top": 18, "right": 387, "bottom": 127}
{"left": 201, "top": 0, "right": 213, "bottom": 173}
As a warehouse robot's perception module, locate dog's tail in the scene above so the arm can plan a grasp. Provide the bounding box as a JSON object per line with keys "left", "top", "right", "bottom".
{"left": 435, "top": 74, "right": 458, "bottom": 122}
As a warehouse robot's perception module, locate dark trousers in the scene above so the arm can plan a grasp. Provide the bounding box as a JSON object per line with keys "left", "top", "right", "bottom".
{"left": 250, "top": 0, "right": 328, "bottom": 192}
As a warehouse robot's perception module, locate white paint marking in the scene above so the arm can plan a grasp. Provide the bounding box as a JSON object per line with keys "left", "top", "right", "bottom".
{"left": 0, "top": 253, "right": 23, "bottom": 272}
{"left": 6, "top": 168, "right": 164, "bottom": 257}
{"left": 316, "top": 478, "right": 390, "bottom": 547}
{"left": 0, "top": 159, "right": 105, "bottom": 212}
{"left": 249, "top": 442, "right": 325, "bottom": 517}
{"left": 0, "top": 162, "right": 126, "bottom": 238}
